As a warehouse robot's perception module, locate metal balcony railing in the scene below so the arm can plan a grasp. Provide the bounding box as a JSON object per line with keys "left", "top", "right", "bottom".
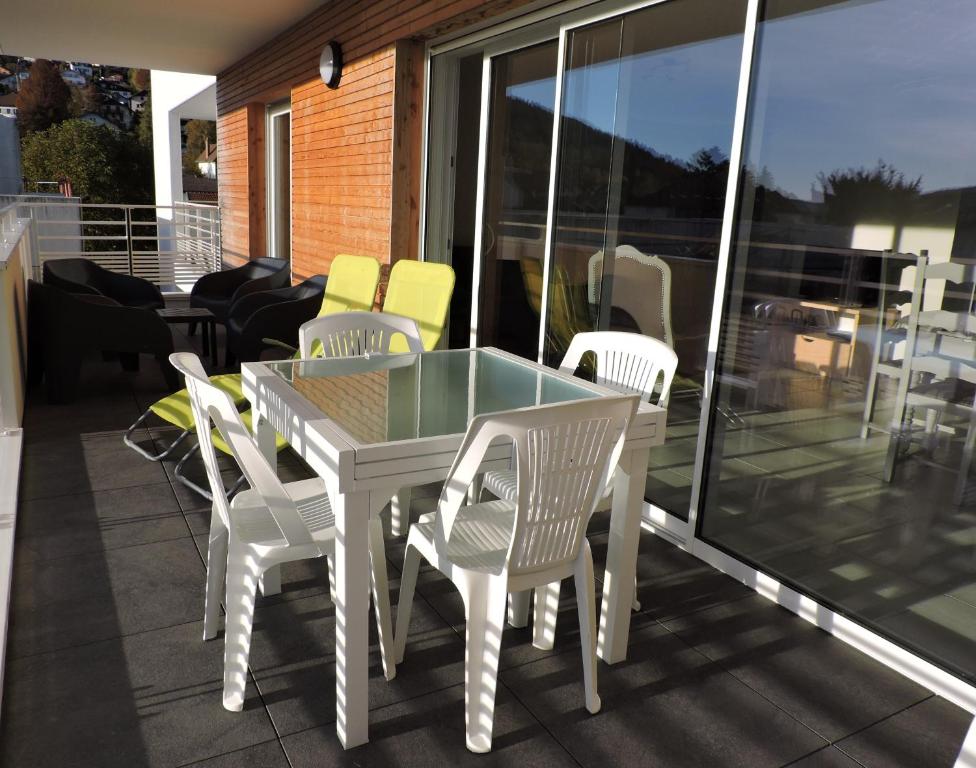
{"left": 0, "top": 196, "right": 221, "bottom": 292}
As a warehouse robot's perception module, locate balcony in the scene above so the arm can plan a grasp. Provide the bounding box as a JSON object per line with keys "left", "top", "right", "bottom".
{"left": 0, "top": 207, "right": 972, "bottom": 766}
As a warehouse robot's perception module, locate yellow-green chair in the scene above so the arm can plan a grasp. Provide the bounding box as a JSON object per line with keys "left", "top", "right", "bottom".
{"left": 380, "top": 259, "right": 456, "bottom": 534}
{"left": 125, "top": 254, "right": 382, "bottom": 500}
{"left": 383, "top": 260, "right": 456, "bottom": 352}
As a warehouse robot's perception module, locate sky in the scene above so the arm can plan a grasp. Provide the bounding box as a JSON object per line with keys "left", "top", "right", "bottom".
{"left": 505, "top": 0, "right": 976, "bottom": 201}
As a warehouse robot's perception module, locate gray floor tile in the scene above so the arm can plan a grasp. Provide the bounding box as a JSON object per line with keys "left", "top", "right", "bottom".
{"left": 0, "top": 621, "right": 276, "bottom": 768}
{"left": 280, "top": 683, "right": 580, "bottom": 768}
{"left": 663, "top": 595, "right": 931, "bottom": 741}
{"left": 19, "top": 431, "right": 169, "bottom": 501}
{"left": 247, "top": 583, "right": 463, "bottom": 736}
{"left": 9, "top": 537, "right": 205, "bottom": 657}
{"left": 834, "top": 696, "right": 970, "bottom": 768}
{"left": 16, "top": 482, "right": 188, "bottom": 561}
{"left": 784, "top": 746, "right": 864, "bottom": 767}
{"left": 500, "top": 622, "right": 827, "bottom": 768}
{"left": 589, "top": 531, "right": 753, "bottom": 621}
{"left": 180, "top": 740, "right": 290, "bottom": 767}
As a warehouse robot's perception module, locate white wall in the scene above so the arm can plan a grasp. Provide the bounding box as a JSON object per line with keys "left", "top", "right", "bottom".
{"left": 150, "top": 70, "right": 216, "bottom": 213}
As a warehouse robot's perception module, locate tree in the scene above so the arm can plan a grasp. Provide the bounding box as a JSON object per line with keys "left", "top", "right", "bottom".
{"left": 136, "top": 93, "right": 153, "bottom": 149}
{"left": 16, "top": 59, "right": 71, "bottom": 133}
{"left": 129, "top": 68, "right": 150, "bottom": 92}
{"left": 182, "top": 118, "right": 216, "bottom": 176}
{"left": 21, "top": 119, "right": 154, "bottom": 203}
{"left": 69, "top": 83, "right": 100, "bottom": 117}
{"left": 817, "top": 160, "right": 922, "bottom": 225}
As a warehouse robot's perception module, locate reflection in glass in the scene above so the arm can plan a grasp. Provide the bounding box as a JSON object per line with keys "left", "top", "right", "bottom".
{"left": 547, "top": 0, "right": 747, "bottom": 518}
{"left": 478, "top": 42, "right": 558, "bottom": 358}
{"left": 701, "top": 0, "right": 976, "bottom": 683}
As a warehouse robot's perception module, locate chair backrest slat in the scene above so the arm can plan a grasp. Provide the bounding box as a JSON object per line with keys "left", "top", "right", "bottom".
{"left": 559, "top": 331, "right": 677, "bottom": 407}
{"left": 299, "top": 311, "right": 424, "bottom": 358}
{"left": 436, "top": 396, "right": 636, "bottom": 577}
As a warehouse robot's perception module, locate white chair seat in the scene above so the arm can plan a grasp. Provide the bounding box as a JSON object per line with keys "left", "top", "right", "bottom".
{"left": 413, "top": 500, "right": 515, "bottom": 573}
{"left": 231, "top": 477, "right": 336, "bottom": 546}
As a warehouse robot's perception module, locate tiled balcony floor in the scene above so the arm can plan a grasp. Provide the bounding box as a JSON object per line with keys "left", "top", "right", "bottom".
{"left": 1, "top": 326, "right": 972, "bottom": 767}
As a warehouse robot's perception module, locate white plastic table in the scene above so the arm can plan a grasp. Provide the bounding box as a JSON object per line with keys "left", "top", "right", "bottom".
{"left": 241, "top": 347, "right": 666, "bottom": 749}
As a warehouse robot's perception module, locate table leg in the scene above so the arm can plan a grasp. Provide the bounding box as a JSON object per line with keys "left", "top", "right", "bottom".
{"left": 201, "top": 321, "right": 210, "bottom": 358}
{"left": 334, "top": 487, "right": 371, "bottom": 748}
{"left": 597, "top": 445, "right": 649, "bottom": 664}
{"left": 253, "top": 412, "right": 281, "bottom": 597}
{"left": 210, "top": 320, "right": 218, "bottom": 368}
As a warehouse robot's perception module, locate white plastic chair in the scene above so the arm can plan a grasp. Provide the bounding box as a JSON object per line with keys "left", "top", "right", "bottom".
{"left": 588, "top": 246, "right": 674, "bottom": 346}
{"left": 394, "top": 395, "right": 637, "bottom": 752}
{"left": 298, "top": 310, "right": 425, "bottom": 358}
{"left": 481, "top": 331, "right": 676, "bottom": 627}
{"left": 170, "top": 351, "right": 397, "bottom": 712}
{"left": 300, "top": 310, "right": 426, "bottom": 537}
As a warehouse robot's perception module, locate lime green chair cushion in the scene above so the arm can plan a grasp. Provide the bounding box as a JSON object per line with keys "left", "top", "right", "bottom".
{"left": 383, "top": 260, "right": 455, "bottom": 352}
{"left": 320, "top": 254, "right": 381, "bottom": 316}
{"left": 211, "top": 408, "right": 288, "bottom": 456}
{"left": 148, "top": 373, "right": 245, "bottom": 432}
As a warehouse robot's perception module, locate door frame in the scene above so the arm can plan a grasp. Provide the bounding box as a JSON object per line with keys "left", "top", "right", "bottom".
{"left": 266, "top": 99, "right": 292, "bottom": 266}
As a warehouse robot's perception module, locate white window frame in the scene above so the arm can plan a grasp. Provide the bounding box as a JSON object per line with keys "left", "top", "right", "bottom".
{"left": 266, "top": 100, "right": 292, "bottom": 265}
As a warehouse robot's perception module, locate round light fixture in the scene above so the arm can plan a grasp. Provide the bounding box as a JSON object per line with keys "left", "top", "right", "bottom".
{"left": 319, "top": 41, "right": 342, "bottom": 89}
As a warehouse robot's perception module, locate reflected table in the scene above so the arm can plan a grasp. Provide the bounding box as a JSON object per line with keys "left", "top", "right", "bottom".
{"left": 241, "top": 347, "right": 666, "bottom": 748}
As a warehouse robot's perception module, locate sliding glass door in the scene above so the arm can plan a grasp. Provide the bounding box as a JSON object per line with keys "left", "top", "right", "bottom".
{"left": 548, "top": 0, "right": 747, "bottom": 521}
{"left": 476, "top": 42, "right": 559, "bottom": 358}
{"left": 699, "top": 0, "right": 976, "bottom": 686}
{"left": 424, "top": 0, "right": 976, "bottom": 702}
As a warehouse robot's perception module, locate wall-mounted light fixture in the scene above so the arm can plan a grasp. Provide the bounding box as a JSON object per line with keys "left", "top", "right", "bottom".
{"left": 319, "top": 41, "right": 342, "bottom": 89}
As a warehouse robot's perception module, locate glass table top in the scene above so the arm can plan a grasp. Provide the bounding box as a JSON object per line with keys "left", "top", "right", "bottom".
{"left": 264, "top": 348, "right": 600, "bottom": 445}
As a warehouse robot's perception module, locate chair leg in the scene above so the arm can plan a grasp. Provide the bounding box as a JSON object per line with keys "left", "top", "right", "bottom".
{"left": 390, "top": 487, "right": 411, "bottom": 537}
{"left": 326, "top": 554, "right": 338, "bottom": 604}
{"left": 574, "top": 541, "right": 601, "bottom": 715}
{"left": 507, "top": 589, "right": 530, "bottom": 628}
{"left": 368, "top": 518, "right": 396, "bottom": 681}
{"left": 394, "top": 538, "right": 422, "bottom": 664}
{"left": 954, "top": 403, "right": 976, "bottom": 505}
{"left": 258, "top": 565, "right": 281, "bottom": 597}
{"left": 463, "top": 576, "right": 507, "bottom": 753}
{"left": 122, "top": 408, "right": 192, "bottom": 461}
{"left": 203, "top": 511, "right": 228, "bottom": 641}
{"left": 533, "top": 581, "right": 560, "bottom": 650}
{"left": 223, "top": 539, "right": 262, "bottom": 712}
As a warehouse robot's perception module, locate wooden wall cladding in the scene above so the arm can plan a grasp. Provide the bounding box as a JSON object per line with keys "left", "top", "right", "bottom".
{"left": 215, "top": 0, "right": 541, "bottom": 279}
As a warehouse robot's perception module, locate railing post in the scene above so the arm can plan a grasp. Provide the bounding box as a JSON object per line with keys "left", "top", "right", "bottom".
{"left": 124, "top": 206, "right": 134, "bottom": 277}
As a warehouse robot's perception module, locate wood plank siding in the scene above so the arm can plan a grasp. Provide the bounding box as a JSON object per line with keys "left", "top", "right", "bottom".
{"left": 216, "top": 0, "right": 541, "bottom": 280}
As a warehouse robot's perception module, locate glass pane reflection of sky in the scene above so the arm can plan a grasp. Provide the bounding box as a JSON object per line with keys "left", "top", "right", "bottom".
{"left": 751, "top": 0, "right": 976, "bottom": 199}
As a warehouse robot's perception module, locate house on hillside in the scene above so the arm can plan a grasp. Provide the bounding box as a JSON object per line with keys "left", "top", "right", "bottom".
{"left": 0, "top": 94, "right": 16, "bottom": 119}
{"left": 196, "top": 142, "right": 216, "bottom": 179}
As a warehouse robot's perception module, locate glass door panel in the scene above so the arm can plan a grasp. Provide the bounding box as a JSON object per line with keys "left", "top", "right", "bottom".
{"left": 477, "top": 42, "right": 558, "bottom": 358}
{"left": 700, "top": 0, "right": 976, "bottom": 684}
{"left": 548, "top": 0, "right": 748, "bottom": 519}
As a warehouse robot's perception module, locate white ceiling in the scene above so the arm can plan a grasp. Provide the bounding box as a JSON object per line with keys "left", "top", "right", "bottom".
{"left": 0, "top": 0, "right": 326, "bottom": 75}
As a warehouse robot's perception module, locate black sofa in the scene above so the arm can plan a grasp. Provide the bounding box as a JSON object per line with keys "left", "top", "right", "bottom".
{"left": 28, "top": 280, "right": 177, "bottom": 403}
{"left": 43, "top": 258, "right": 164, "bottom": 311}
{"left": 224, "top": 275, "right": 327, "bottom": 366}
{"left": 189, "top": 257, "right": 290, "bottom": 324}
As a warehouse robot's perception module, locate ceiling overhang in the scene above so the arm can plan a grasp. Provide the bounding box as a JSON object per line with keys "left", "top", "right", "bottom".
{"left": 1, "top": 0, "right": 327, "bottom": 75}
